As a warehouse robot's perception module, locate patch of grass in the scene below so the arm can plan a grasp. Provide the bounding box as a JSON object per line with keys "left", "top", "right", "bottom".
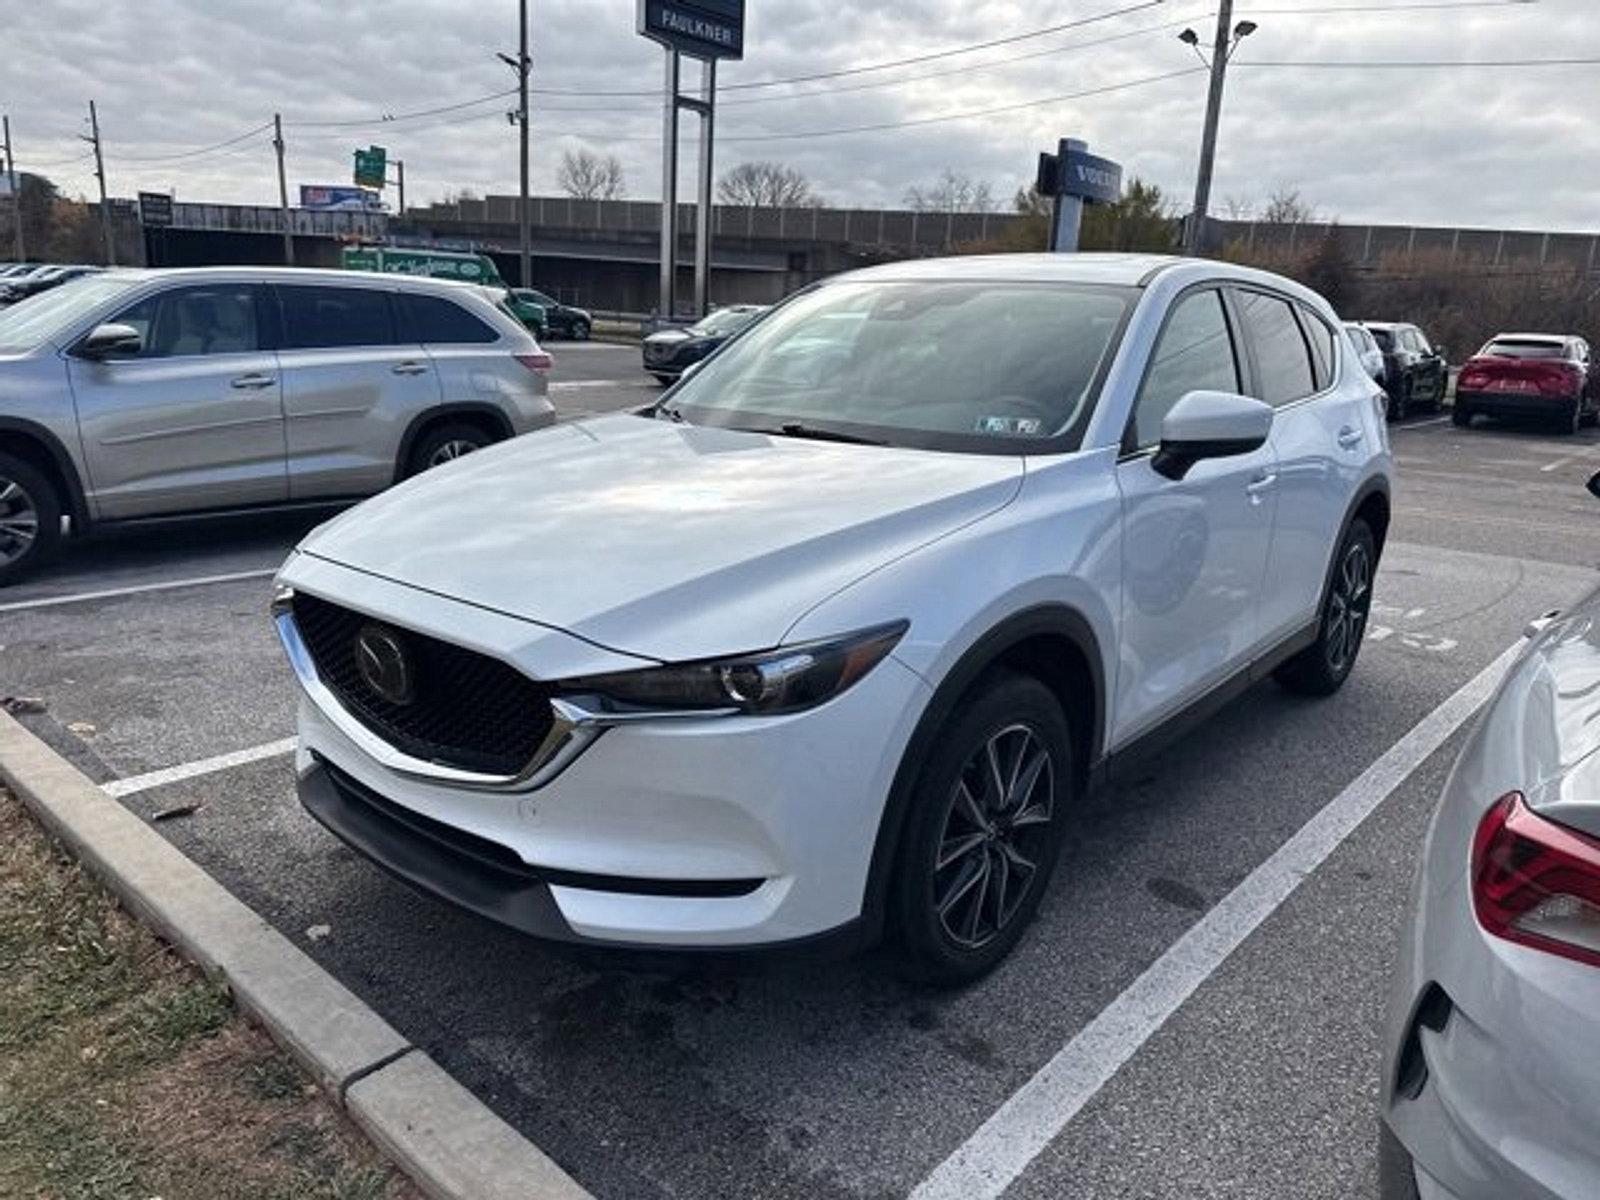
{"left": 0, "top": 788, "right": 421, "bottom": 1200}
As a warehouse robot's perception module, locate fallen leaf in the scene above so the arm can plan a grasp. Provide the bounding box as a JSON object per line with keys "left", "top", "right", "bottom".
{"left": 305, "top": 924, "right": 332, "bottom": 943}
{"left": 151, "top": 803, "right": 203, "bottom": 823}
{"left": 67, "top": 721, "right": 97, "bottom": 735}
{"left": 1, "top": 696, "right": 46, "bottom": 715}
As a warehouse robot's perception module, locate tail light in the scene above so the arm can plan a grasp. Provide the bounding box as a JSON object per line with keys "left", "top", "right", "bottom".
{"left": 514, "top": 352, "right": 553, "bottom": 373}
{"left": 1472, "top": 792, "right": 1600, "bottom": 968}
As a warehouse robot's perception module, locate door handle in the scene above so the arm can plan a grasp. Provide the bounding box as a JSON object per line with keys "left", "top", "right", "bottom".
{"left": 392, "top": 361, "right": 430, "bottom": 376}
{"left": 1246, "top": 472, "right": 1278, "bottom": 498}
{"left": 1337, "top": 426, "right": 1364, "bottom": 449}
{"left": 230, "top": 373, "right": 276, "bottom": 390}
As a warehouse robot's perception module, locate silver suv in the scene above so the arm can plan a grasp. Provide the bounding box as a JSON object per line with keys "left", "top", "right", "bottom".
{"left": 0, "top": 267, "right": 554, "bottom": 583}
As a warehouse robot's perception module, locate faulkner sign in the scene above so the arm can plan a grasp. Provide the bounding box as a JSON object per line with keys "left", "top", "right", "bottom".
{"left": 638, "top": 0, "right": 745, "bottom": 60}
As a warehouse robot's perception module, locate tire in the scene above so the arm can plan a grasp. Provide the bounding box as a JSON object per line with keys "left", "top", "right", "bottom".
{"left": 1387, "top": 378, "right": 1411, "bottom": 423}
{"left": 0, "top": 451, "right": 62, "bottom": 587}
{"left": 570, "top": 319, "right": 591, "bottom": 342}
{"left": 1275, "top": 518, "right": 1377, "bottom": 697}
{"left": 1582, "top": 397, "right": 1599, "bottom": 429}
{"left": 1555, "top": 399, "right": 1582, "bottom": 436}
{"left": 406, "top": 421, "right": 496, "bottom": 477}
{"left": 652, "top": 374, "right": 676, "bottom": 386}
{"left": 1451, "top": 404, "right": 1472, "bottom": 428}
{"left": 891, "top": 672, "right": 1075, "bottom": 985}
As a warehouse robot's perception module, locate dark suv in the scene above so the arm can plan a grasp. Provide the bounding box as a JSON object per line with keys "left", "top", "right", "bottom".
{"left": 1359, "top": 322, "right": 1449, "bottom": 421}
{"left": 513, "top": 289, "right": 591, "bottom": 340}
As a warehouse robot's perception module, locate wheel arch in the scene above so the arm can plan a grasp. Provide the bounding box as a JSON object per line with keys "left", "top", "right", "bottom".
{"left": 859, "top": 604, "right": 1107, "bottom": 944}
{"left": 393, "top": 403, "right": 515, "bottom": 483}
{"left": 0, "top": 417, "right": 90, "bottom": 529}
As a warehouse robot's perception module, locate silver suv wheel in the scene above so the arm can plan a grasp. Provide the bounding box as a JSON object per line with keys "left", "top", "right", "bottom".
{"left": 0, "top": 476, "right": 40, "bottom": 569}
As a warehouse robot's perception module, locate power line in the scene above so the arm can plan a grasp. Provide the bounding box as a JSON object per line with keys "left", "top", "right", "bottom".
{"left": 1239, "top": 55, "right": 1600, "bottom": 67}
{"left": 108, "top": 121, "right": 273, "bottom": 164}
{"left": 287, "top": 87, "right": 518, "bottom": 129}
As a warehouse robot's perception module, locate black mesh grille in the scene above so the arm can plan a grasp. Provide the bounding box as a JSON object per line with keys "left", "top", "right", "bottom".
{"left": 292, "top": 593, "right": 552, "bottom": 776}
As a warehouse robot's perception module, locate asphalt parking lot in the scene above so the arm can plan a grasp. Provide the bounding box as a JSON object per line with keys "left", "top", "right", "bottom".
{"left": 6, "top": 341, "right": 1600, "bottom": 1200}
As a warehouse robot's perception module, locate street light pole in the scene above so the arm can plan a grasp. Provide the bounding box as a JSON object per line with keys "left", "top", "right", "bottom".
{"left": 1184, "top": 0, "right": 1246, "bottom": 257}
{"left": 274, "top": 113, "right": 294, "bottom": 266}
{"left": 85, "top": 101, "right": 114, "bottom": 266}
{"left": 2, "top": 116, "right": 22, "bottom": 262}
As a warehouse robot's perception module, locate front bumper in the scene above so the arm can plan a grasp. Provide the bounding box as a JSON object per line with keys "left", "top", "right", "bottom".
{"left": 284, "top": 584, "right": 932, "bottom": 949}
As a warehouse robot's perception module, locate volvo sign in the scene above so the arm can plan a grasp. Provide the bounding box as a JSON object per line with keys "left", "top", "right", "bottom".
{"left": 638, "top": 0, "right": 745, "bottom": 61}
{"left": 1035, "top": 138, "right": 1124, "bottom": 253}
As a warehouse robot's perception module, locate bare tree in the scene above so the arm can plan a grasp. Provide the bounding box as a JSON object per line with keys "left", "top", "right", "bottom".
{"left": 716, "top": 161, "right": 819, "bottom": 207}
{"left": 904, "top": 169, "right": 997, "bottom": 213}
{"left": 1262, "top": 186, "right": 1316, "bottom": 225}
{"left": 1221, "top": 194, "right": 1255, "bottom": 221}
{"left": 558, "top": 149, "right": 627, "bottom": 201}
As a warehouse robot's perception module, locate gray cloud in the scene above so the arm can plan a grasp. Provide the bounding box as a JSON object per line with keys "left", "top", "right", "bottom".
{"left": 3, "top": 0, "right": 1596, "bottom": 230}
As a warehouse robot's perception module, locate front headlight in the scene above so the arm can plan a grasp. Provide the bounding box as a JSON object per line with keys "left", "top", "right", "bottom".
{"left": 562, "top": 622, "right": 908, "bottom": 716}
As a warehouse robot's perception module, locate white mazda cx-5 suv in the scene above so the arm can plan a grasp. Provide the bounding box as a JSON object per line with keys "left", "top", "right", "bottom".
{"left": 273, "top": 254, "right": 1392, "bottom": 981}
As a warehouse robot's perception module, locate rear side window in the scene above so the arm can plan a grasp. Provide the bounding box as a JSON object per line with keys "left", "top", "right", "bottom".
{"left": 1236, "top": 290, "right": 1316, "bottom": 407}
{"left": 1300, "top": 309, "right": 1337, "bottom": 390}
{"left": 401, "top": 293, "right": 499, "bottom": 345}
{"left": 1131, "top": 289, "right": 1240, "bottom": 450}
{"left": 108, "top": 284, "right": 262, "bottom": 359}
{"left": 278, "top": 285, "right": 397, "bottom": 350}
{"left": 1483, "top": 338, "right": 1567, "bottom": 360}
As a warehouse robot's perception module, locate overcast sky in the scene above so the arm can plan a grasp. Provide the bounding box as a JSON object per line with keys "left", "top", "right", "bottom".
{"left": 5, "top": 0, "right": 1597, "bottom": 230}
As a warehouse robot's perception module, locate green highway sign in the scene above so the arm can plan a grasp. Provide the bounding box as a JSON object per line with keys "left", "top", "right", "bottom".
{"left": 353, "top": 146, "right": 388, "bottom": 190}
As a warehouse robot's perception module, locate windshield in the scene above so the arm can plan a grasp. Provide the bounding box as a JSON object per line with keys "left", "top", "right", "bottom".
{"left": 1482, "top": 338, "right": 1566, "bottom": 359}
{"left": 0, "top": 274, "right": 141, "bottom": 354}
{"left": 660, "top": 280, "right": 1133, "bottom": 454}
{"left": 690, "top": 308, "right": 760, "bottom": 337}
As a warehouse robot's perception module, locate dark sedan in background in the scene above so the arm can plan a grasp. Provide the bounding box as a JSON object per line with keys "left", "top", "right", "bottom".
{"left": 642, "top": 304, "right": 766, "bottom": 383}
{"left": 514, "top": 289, "right": 592, "bottom": 340}
{"left": 1360, "top": 321, "right": 1450, "bottom": 420}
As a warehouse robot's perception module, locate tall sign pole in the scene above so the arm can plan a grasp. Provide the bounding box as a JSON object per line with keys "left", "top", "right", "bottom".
{"left": 659, "top": 50, "right": 681, "bottom": 318}
{"left": 274, "top": 113, "right": 294, "bottom": 265}
{"left": 85, "top": 101, "right": 114, "bottom": 266}
{"left": 639, "top": 0, "right": 745, "bottom": 320}
{"left": 2, "top": 116, "right": 21, "bottom": 262}
{"left": 1037, "top": 139, "right": 1123, "bottom": 254}
{"left": 693, "top": 59, "right": 717, "bottom": 315}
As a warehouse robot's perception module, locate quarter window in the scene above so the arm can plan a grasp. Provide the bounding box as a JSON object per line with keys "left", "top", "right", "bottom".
{"left": 1236, "top": 291, "right": 1316, "bottom": 407}
{"left": 401, "top": 294, "right": 499, "bottom": 345}
{"left": 1131, "top": 290, "right": 1240, "bottom": 450}
{"left": 1301, "top": 310, "right": 1337, "bottom": 390}
{"left": 108, "top": 285, "right": 262, "bottom": 359}
{"left": 278, "top": 285, "right": 397, "bottom": 350}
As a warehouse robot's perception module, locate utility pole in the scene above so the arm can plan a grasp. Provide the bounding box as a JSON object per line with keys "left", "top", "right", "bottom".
{"left": 517, "top": 0, "right": 531, "bottom": 287}
{"left": 499, "top": 2, "right": 533, "bottom": 287}
{"left": 2, "top": 116, "right": 22, "bottom": 262}
{"left": 1182, "top": 2, "right": 1255, "bottom": 257}
{"left": 273, "top": 113, "right": 294, "bottom": 265}
{"left": 394, "top": 159, "right": 406, "bottom": 217}
{"left": 84, "top": 101, "right": 114, "bottom": 265}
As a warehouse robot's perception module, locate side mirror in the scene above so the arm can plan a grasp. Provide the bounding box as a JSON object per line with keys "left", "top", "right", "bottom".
{"left": 78, "top": 322, "right": 143, "bottom": 360}
{"left": 1152, "top": 390, "right": 1273, "bottom": 481}
{"left": 679, "top": 359, "right": 706, "bottom": 383}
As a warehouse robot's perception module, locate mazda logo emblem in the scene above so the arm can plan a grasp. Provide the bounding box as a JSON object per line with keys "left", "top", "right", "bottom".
{"left": 355, "top": 624, "right": 414, "bottom": 706}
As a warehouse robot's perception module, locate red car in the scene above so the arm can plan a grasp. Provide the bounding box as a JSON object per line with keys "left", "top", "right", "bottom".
{"left": 1454, "top": 333, "right": 1595, "bottom": 434}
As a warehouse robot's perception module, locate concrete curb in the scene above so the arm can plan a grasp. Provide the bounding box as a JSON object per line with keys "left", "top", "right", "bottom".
{"left": 0, "top": 712, "right": 591, "bottom": 1200}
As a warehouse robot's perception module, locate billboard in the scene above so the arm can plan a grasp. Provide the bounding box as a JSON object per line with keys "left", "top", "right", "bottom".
{"left": 138, "top": 191, "right": 174, "bottom": 227}
{"left": 301, "top": 185, "right": 384, "bottom": 213}
{"left": 638, "top": 0, "right": 745, "bottom": 60}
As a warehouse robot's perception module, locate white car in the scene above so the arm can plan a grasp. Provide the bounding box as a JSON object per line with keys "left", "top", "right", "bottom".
{"left": 1345, "top": 321, "right": 1387, "bottom": 383}
{"left": 273, "top": 253, "right": 1392, "bottom": 980}
{"left": 1380, "top": 520, "right": 1600, "bottom": 1198}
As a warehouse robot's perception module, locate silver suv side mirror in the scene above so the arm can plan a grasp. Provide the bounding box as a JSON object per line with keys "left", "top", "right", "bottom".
{"left": 1153, "top": 390, "right": 1274, "bottom": 481}
{"left": 78, "top": 322, "right": 143, "bottom": 360}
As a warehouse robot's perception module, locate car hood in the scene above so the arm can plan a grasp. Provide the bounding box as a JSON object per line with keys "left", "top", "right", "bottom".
{"left": 297, "top": 413, "right": 1024, "bottom": 663}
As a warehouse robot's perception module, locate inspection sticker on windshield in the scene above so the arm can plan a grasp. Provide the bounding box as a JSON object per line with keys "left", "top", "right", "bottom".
{"left": 976, "top": 415, "right": 1043, "bottom": 436}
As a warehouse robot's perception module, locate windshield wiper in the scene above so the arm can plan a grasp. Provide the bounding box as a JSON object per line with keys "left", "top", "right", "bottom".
{"left": 749, "top": 422, "right": 886, "bottom": 447}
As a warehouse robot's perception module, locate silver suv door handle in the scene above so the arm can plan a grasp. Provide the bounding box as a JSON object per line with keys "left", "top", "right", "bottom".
{"left": 392, "top": 361, "right": 430, "bottom": 376}
{"left": 230, "top": 373, "right": 276, "bottom": 390}
{"left": 1338, "top": 426, "right": 1364, "bottom": 449}
{"left": 1246, "top": 472, "right": 1277, "bottom": 496}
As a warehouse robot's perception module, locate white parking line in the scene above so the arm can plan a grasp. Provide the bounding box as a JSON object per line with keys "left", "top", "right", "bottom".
{"left": 1395, "top": 416, "right": 1450, "bottom": 430}
{"left": 0, "top": 568, "right": 278, "bottom": 614}
{"left": 909, "top": 636, "right": 1526, "bottom": 1200}
{"left": 103, "top": 737, "right": 297, "bottom": 798}
{"left": 550, "top": 379, "right": 635, "bottom": 391}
